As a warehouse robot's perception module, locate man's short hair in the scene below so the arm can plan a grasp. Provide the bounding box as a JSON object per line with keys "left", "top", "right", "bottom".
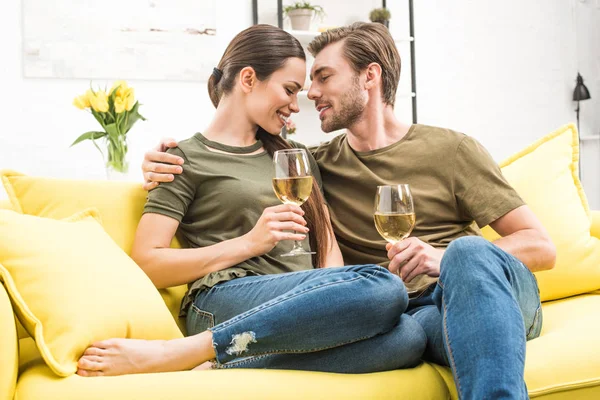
{"left": 308, "top": 22, "right": 401, "bottom": 107}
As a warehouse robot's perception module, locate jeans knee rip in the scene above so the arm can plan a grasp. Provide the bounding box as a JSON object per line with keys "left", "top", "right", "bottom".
{"left": 225, "top": 331, "right": 257, "bottom": 356}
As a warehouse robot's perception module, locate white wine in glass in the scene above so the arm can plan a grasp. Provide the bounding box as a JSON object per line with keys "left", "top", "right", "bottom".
{"left": 272, "top": 176, "right": 313, "bottom": 205}
{"left": 272, "top": 148, "right": 316, "bottom": 257}
{"left": 374, "top": 184, "right": 416, "bottom": 244}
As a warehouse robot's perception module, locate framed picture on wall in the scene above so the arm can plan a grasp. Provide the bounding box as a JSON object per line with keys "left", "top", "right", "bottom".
{"left": 23, "top": 0, "right": 218, "bottom": 81}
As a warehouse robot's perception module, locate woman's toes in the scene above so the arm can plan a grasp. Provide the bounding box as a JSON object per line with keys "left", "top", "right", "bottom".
{"left": 90, "top": 339, "right": 119, "bottom": 350}
{"left": 77, "top": 368, "right": 103, "bottom": 377}
{"left": 78, "top": 356, "right": 103, "bottom": 371}
{"left": 84, "top": 347, "right": 106, "bottom": 356}
{"left": 92, "top": 339, "right": 115, "bottom": 349}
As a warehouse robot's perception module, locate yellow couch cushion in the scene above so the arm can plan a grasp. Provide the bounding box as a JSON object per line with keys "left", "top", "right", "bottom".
{"left": 0, "top": 209, "right": 182, "bottom": 377}
{"left": 15, "top": 362, "right": 451, "bottom": 400}
{"left": 526, "top": 293, "right": 600, "bottom": 398}
{"left": 0, "top": 170, "right": 188, "bottom": 334}
{"left": 432, "top": 293, "right": 600, "bottom": 399}
{"left": 1, "top": 170, "right": 147, "bottom": 254}
{"left": 481, "top": 124, "right": 600, "bottom": 301}
{"left": 18, "top": 337, "right": 41, "bottom": 371}
{"left": 0, "top": 195, "right": 29, "bottom": 341}
{"left": 0, "top": 283, "right": 18, "bottom": 400}
{"left": 15, "top": 294, "right": 600, "bottom": 399}
{"left": 0, "top": 200, "right": 11, "bottom": 210}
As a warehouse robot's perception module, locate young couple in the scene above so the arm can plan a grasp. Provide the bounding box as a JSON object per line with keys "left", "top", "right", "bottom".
{"left": 77, "top": 22, "right": 555, "bottom": 399}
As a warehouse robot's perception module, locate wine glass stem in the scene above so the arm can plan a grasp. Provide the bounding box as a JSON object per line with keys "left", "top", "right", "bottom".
{"left": 292, "top": 232, "right": 304, "bottom": 251}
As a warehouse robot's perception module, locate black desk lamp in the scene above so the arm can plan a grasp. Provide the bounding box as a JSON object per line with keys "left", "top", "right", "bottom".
{"left": 573, "top": 73, "right": 591, "bottom": 179}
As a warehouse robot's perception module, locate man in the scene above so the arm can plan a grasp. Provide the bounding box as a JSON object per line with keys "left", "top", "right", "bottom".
{"left": 142, "top": 23, "right": 555, "bottom": 399}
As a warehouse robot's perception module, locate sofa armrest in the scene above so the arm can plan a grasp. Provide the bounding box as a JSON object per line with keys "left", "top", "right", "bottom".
{"left": 0, "top": 283, "right": 18, "bottom": 400}
{"left": 591, "top": 211, "right": 600, "bottom": 239}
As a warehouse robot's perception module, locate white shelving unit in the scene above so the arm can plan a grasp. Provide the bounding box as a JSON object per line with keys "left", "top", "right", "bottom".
{"left": 581, "top": 135, "right": 600, "bottom": 141}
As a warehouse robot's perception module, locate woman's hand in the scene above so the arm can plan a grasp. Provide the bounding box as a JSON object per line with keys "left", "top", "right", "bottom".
{"left": 244, "top": 204, "right": 309, "bottom": 257}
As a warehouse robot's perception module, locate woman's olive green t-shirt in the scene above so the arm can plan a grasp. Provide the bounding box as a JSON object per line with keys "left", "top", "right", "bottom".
{"left": 143, "top": 133, "right": 323, "bottom": 317}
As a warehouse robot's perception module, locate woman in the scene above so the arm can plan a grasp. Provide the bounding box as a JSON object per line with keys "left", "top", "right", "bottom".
{"left": 76, "top": 24, "right": 426, "bottom": 377}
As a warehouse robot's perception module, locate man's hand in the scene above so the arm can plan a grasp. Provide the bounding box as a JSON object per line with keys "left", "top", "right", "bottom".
{"left": 142, "top": 138, "right": 184, "bottom": 191}
{"left": 386, "top": 237, "right": 444, "bottom": 283}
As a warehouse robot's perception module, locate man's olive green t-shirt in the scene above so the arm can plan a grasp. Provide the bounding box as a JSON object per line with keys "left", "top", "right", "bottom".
{"left": 312, "top": 124, "right": 525, "bottom": 295}
{"left": 144, "top": 133, "right": 322, "bottom": 317}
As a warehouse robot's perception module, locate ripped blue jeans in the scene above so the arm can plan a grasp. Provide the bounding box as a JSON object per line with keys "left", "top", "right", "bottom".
{"left": 186, "top": 264, "right": 427, "bottom": 373}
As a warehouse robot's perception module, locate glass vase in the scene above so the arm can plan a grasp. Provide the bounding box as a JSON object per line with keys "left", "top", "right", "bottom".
{"left": 105, "top": 139, "right": 129, "bottom": 181}
{"left": 105, "top": 165, "right": 129, "bottom": 181}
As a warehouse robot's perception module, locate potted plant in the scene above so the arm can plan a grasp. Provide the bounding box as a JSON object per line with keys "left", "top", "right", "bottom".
{"left": 369, "top": 8, "right": 391, "bottom": 28}
{"left": 284, "top": 1, "right": 325, "bottom": 31}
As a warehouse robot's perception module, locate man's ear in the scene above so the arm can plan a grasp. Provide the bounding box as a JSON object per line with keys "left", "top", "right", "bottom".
{"left": 364, "top": 62, "right": 382, "bottom": 90}
{"left": 239, "top": 67, "right": 256, "bottom": 94}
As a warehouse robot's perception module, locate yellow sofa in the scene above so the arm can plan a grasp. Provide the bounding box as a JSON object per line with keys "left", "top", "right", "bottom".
{"left": 1, "top": 194, "right": 599, "bottom": 399}
{"left": 2, "top": 125, "right": 600, "bottom": 399}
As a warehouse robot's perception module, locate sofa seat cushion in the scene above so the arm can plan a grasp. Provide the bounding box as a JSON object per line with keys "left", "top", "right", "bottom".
{"left": 15, "top": 293, "right": 600, "bottom": 400}
{"left": 15, "top": 361, "right": 451, "bottom": 400}
{"left": 430, "top": 293, "right": 600, "bottom": 399}
{"left": 525, "top": 292, "right": 600, "bottom": 398}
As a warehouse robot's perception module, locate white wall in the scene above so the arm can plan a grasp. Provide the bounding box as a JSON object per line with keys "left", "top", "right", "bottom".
{"left": 1, "top": 0, "right": 599, "bottom": 207}
{"left": 0, "top": 0, "right": 252, "bottom": 190}
{"left": 413, "top": 0, "right": 600, "bottom": 205}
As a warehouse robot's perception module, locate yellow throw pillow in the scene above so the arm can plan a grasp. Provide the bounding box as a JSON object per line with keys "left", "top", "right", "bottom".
{"left": 0, "top": 208, "right": 183, "bottom": 377}
{"left": 0, "top": 170, "right": 187, "bottom": 334}
{"left": 480, "top": 124, "right": 600, "bottom": 301}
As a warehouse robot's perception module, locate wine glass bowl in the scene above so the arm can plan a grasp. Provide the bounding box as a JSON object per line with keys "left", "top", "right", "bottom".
{"left": 272, "top": 148, "right": 316, "bottom": 257}
{"left": 374, "top": 184, "right": 415, "bottom": 244}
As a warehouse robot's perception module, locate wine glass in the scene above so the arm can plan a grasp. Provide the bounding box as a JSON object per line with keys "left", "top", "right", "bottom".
{"left": 272, "top": 148, "right": 316, "bottom": 257}
{"left": 374, "top": 184, "right": 415, "bottom": 244}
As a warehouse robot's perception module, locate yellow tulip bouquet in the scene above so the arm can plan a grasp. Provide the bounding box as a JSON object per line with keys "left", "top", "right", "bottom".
{"left": 71, "top": 81, "right": 145, "bottom": 174}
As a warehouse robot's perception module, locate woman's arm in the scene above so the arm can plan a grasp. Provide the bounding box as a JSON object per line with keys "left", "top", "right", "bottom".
{"left": 131, "top": 205, "right": 309, "bottom": 289}
{"left": 322, "top": 206, "right": 344, "bottom": 268}
{"left": 131, "top": 213, "right": 256, "bottom": 288}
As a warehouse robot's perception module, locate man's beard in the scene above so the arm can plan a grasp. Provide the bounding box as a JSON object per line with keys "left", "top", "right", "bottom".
{"left": 321, "top": 78, "right": 365, "bottom": 133}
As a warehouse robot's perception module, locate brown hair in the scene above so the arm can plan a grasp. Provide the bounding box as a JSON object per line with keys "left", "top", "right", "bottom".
{"left": 207, "top": 24, "right": 332, "bottom": 268}
{"left": 307, "top": 22, "right": 401, "bottom": 107}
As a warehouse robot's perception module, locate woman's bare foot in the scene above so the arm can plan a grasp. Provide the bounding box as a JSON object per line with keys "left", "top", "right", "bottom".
{"left": 77, "top": 332, "right": 215, "bottom": 377}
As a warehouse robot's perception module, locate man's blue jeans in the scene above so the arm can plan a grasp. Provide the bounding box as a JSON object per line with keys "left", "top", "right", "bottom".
{"left": 186, "top": 264, "right": 427, "bottom": 373}
{"left": 408, "top": 236, "right": 543, "bottom": 400}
